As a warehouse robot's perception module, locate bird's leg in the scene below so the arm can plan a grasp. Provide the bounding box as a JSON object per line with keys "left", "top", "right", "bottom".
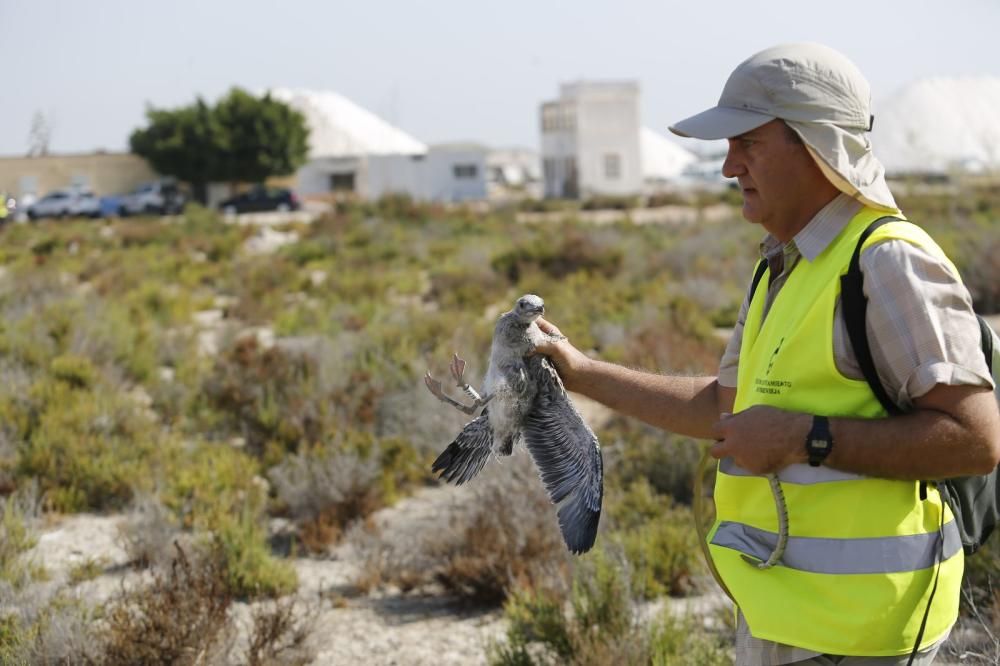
{"left": 424, "top": 372, "right": 480, "bottom": 414}
{"left": 450, "top": 354, "right": 490, "bottom": 404}
{"left": 423, "top": 353, "right": 492, "bottom": 416}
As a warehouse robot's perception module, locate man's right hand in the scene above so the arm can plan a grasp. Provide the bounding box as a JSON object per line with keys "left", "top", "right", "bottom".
{"left": 533, "top": 317, "right": 590, "bottom": 391}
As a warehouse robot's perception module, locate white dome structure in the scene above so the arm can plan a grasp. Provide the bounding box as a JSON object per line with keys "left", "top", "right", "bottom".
{"left": 269, "top": 88, "right": 427, "bottom": 159}
{"left": 640, "top": 127, "right": 697, "bottom": 181}
{"left": 873, "top": 77, "right": 1000, "bottom": 175}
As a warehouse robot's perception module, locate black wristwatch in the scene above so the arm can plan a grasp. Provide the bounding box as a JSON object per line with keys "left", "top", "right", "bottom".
{"left": 806, "top": 415, "right": 834, "bottom": 467}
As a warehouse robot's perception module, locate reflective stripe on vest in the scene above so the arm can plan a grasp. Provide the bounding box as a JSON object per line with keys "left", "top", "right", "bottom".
{"left": 714, "top": 207, "right": 964, "bottom": 656}
{"left": 719, "top": 457, "right": 865, "bottom": 484}
{"left": 712, "top": 519, "right": 962, "bottom": 575}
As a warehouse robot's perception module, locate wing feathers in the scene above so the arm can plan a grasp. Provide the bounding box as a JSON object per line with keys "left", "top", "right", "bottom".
{"left": 523, "top": 357, "right": 603, "bottom": 554}
{"left": 431, "top": 411, "right": 494, "bottom": 485}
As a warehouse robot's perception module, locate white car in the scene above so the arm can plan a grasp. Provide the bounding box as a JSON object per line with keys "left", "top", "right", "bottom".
{"left": 27, "top": 189, "right": 100, "bottom": 219}
{"left": 119, "top": 180, "right": 186, "bottom": 216}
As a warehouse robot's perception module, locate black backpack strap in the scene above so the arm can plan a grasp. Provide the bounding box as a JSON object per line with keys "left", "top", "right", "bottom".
{"left": 979, "top": 315, "right": 994, "bottom": 374}
{"left": 748, "top": 259, "right": 768, "bottom": 305}
{"left": 839, "top": 216, "right": 904, "bottom": 416}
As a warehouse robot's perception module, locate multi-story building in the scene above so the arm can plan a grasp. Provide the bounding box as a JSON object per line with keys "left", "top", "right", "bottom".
{"left": 540, "top": 81, "right": 642, "bottom": 199}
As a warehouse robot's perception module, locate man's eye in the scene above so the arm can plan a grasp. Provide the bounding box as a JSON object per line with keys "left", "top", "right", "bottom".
{"left": 741, "top": 138, "right": 756, "bottom": 148}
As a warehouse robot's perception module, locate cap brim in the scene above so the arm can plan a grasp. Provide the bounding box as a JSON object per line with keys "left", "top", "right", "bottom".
{"left": 669, "top": 106, "right": 774, "bottom": 140}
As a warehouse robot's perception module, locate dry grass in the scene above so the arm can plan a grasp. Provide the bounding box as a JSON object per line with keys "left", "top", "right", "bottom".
{"left": 352, "top": 457, "right": 573, "bottom": 604}
{"left": 99, "top": 542, "right": 235, "bottom": 665}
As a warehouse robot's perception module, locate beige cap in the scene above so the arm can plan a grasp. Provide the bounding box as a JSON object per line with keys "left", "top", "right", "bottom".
{"left": 670, "top": 43, "right": 898, "bottom": 212}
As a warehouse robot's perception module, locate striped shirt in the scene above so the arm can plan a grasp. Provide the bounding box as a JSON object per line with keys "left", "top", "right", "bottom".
{"left": 718, "top": 193, "right": 994, "bottom": 665}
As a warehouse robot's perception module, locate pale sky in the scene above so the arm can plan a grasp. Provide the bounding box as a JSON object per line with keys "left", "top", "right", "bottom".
{"left": 2, "top": 0, "right": 998, "bottom": 156}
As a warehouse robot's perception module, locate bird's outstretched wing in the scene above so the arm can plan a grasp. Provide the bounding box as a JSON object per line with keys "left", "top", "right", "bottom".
{"left": 522, "top": 356, "right": 603, "bottom": 554}
{"left": 431, "top": 409, "right": 494, "bottom": 484}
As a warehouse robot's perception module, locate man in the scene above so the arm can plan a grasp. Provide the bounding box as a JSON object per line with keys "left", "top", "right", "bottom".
{"left": 535, "top": 43, "right": 1000, "bottom": 665}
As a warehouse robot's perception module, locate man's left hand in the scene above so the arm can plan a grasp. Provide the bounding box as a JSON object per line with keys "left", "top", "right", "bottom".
{"left": 710, "top": 406, "right": 811, "bottom": 474}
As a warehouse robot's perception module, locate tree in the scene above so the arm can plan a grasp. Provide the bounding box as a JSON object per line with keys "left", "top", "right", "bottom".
{"left": 213, "top": 89, "right": 309, "bottom": 184}
{"left": 129, "top": 88, "right": 309, "bottom": 202}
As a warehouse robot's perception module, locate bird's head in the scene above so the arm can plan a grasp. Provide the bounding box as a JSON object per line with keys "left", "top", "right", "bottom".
{"left": 513, "top": 294, "right": 545, "bottom": 323}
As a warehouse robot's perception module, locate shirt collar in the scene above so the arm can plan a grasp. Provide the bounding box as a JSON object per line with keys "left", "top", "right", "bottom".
{"left": 758, "top": 193, "right": 863, "bottom": 263}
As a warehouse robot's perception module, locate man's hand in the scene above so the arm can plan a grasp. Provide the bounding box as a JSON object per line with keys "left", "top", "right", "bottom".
{"left": 710, "top": 405, "right": 810, "bottom": 474}
{"left": 533, "top": 317, "right": 591, "bottom": 391}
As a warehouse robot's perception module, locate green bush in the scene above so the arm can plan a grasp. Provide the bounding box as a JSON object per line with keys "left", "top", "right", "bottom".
{"left": 0, "top": 486, "right": 45, "bottom": 588}
{"left": 489, "top": 549, "right": 730, "bottom": 665}
{"left": 605, "top": 480, "right": 707, "bottom": 598}
{"left": 16, "top": 382, "right": 159, "bottom": 512}
{"left": 215, "top": 508, "right": 298, "bottom": 599}
{"left": 161, "top": 441, "right": 263, "bottom": 531}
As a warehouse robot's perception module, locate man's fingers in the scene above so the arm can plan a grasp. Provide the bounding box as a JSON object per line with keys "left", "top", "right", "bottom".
{"left": 709, "top": 440, "right": 727, "bottom": 459}
{"left": 711, "top": 412, "right": 733, "bottom": 439}
{"left": 536, "top": 317, "right": 562, "bottom": 337}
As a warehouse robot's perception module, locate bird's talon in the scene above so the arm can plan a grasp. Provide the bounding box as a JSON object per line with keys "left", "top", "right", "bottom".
{"left": 450, "top": 354, "right": 467, "bottom": 384}
{"left": 424, "top": 372, "right": 445, "bottom": 398}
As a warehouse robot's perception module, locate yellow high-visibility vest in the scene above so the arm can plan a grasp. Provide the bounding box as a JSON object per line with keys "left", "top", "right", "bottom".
{"left": 711, "top": 206, "right": 964, "bottom": 655}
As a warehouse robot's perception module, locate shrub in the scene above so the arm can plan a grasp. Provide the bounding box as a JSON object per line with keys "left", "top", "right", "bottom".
{"left": 99, "top": 542, "right": 235, "bottom": 665}
{"left": 98, "top": 540, "right": 311, "bottom": 665}
{"left": 580, "top": 195, "right": 640, "bottom": 211}
{"left": 243, "top": 596, "right": 317, "bottom": 666}
{"left": 16, "top": 382, "right": 159, "bottom": 512}
{"left": 352, "top": 457, "right": 572, "bottom": 603}
{"left": 605, "top": 480, "right": 707, "bottom": 599}
{"left": 492, "top": 227, "right": 623, "bottom": 284}
{"left": 199, "top": 336, "right": 332, "bottom": 458}
{"left": 117, "top": 493, "right": 183, "bottom": 569}
{"left": 161, "top": 440, "right": 263, "bottom": 531}
{"left": 0, "top": 586, "right": 101, "bottom": 665}
{"left": 488, "top": 548, "right": 730, "bottom": 665}
{"left": 0, "top": 484, "right": 45, "bottom": 589}
{"left": 215, "top": 508, "right": 298, "bottom": 599}
{"left": 267, "top": 442, "right": 383, "bottom": 552}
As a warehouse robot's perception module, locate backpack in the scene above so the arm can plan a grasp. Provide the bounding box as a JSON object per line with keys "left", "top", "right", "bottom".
{"left": 839, "top": 217, "right": 1000, "bottom": 556}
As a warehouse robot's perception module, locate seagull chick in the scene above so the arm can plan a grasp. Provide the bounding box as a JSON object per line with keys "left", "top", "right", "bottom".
{"left": 423, "top": 294, "right": 603, "bottom": 554}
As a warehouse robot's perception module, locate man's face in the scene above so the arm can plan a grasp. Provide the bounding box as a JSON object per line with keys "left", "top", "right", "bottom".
{"left": 722, "top": 120, "right": 831, "bottom": 239}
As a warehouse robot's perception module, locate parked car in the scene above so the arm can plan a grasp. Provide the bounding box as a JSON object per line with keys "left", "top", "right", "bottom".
{"left": 26, "top": 189, "right": 100, "bottom": 219}
{"left": 218, "top": 186, "right": 300, "bottom": 215}
{"left": 119, "top": 179, "right": 187, "bottom": 216}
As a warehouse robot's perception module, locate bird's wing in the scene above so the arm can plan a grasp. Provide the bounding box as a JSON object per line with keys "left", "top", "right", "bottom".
{"left": 431, "top": 409, "right": 494, "bottom": 485}
{"left": 522, "top": 356, "right": 603, "bottom": 554}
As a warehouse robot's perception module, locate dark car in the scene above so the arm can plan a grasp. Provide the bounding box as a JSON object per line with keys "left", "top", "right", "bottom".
{"left": 218, "top": 186, "right": 300, "bottom": 215}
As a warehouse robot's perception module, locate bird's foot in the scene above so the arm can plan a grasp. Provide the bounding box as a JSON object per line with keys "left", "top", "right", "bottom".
{"left": 424, "top": 370, "right": 483, "bottom": 415}
{"left": 424, "top": 372, "right": 448, "bottom": 401}
{"left": 450, "top": 353, "right": 467, "bottom": 386}
{"left": 451, "top": 353, "right": 485, "bottom": 402}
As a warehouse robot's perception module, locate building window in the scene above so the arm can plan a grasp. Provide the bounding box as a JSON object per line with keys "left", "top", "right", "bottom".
{"left": 330, "top": 173, "right": 356, "bottom": 191}
{"left": 453, "top": 164, "right": 478, "bottom": 179}
{"left": 604, "top": 153, "right": 621, "bottom": 180}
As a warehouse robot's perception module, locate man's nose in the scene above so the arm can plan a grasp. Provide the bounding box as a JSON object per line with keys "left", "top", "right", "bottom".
{"left": 721, "top": 141, "right": 745, "bottom": 179}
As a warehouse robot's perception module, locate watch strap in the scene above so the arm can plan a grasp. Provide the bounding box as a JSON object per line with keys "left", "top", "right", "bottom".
{"left": 806, "top": 415, "right": 833, "bottom": 467}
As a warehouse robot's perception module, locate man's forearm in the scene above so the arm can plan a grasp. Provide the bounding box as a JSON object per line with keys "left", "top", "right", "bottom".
{"left": 568, "top": 357, "right": 722, "bottom": 439}
{"left": 829, "top": 391, "right": 1000, "bottom": 479}
{"left": 712, "top": 387, "right": 1000, "bottom": 480}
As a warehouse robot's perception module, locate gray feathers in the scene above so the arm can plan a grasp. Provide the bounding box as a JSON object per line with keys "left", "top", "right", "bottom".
{"left": 427, "top": 296, "right": 604, "bottom": 554}
{"left": 522, "top": 357, "right": 603, "bottom": 554}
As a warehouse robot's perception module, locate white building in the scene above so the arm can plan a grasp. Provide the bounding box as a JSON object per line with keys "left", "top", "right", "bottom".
{"left": 367, "top": 143, "right": 488, "bottom": 203}
{"left": 269, "top": 88, "right": 427, "bottom": 198}
{"left": 540, "top": 81, "right": 642, "bottom": 199}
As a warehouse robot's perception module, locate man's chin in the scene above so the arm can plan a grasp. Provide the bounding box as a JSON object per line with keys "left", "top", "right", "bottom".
{"left": 741, "top": 203, "right": 761, "bottom": 224}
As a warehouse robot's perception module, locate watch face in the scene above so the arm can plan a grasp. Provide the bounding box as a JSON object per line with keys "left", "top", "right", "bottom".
{"left": 810, "top": 439, "right": 830, "bottom": 452}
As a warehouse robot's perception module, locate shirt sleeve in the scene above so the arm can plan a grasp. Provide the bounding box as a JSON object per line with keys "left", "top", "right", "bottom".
{"left": 858, "top": 238, "right": 994, "bottom": 409}
{"left": 718, "top": 285, "right": 750, "bottom": 388}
